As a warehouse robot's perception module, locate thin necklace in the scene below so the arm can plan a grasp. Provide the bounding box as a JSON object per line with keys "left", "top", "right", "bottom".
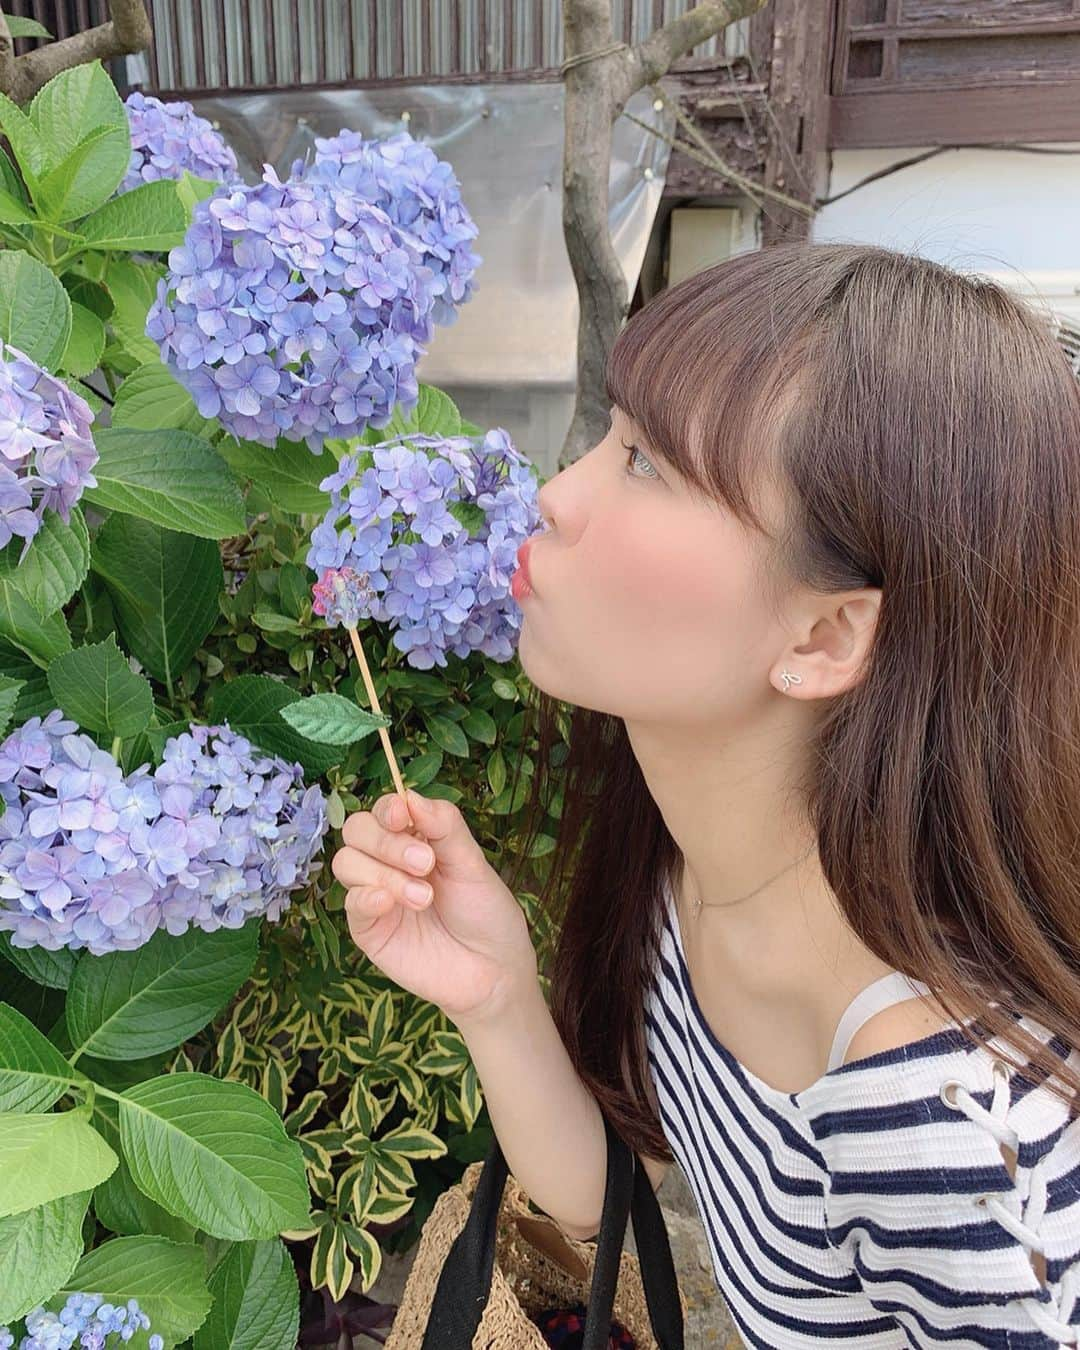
{"left": 688, "top": 843, "right": 816, "bottom": 919}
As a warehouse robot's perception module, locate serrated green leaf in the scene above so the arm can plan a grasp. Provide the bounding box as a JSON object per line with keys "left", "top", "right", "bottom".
{"left": 90, "top": 514, "right": 223, "bottom": 689}
{"left": 56, "top": 1235, "right": 212, "bottom": 1349}
{"left": 364, "top": 384, "right": 462, "bottom": 441}
{"left": 0, "top": 1110, "right": 117, "bottom": 1218}
{"left": 0, "top": 931, "right": 75, "bottom": 990}
{"left": 104, "top": 256, "right": 162, "bottom": 365}
{"left": 118, "top": 1073, "right": 312, "bottom": 1240}
{"left": 193, "top": 1238, "right": 300, "bottom": 1350}
{"left": 28, "top": 61, "right": 129, "bottom": 220}
{"left": 0, "top": 581, "right": 71, "bottom": 666}
{"left": 218, "top": 436, "right": 339, "bottom": 514}
{"left": 47, "top": 634, "right": 153, "bottom": 737}
{"left": 0, "top": 250, "right": 71, "bottom": 370}
{"left": 279, "top": 692, "right": 388, "bottom": 746}
{"left": 59, "top": 301, "right": 106, "bottom": 377}
{"left": 0, "top": 506, "right": 89, "bottom": 616}
{"left": 112, "top": 362, "right": 211, "bottom": 434}
{"left": 208, "top": 675, "right": 346, "bottom": 777}
{"left": 0, "top": 90, "right": 46, "bottom": 184}
{"left": 79, "top": 179, "right": 187, "bottom": 251}
{"left": 0, "top": 1190, "right": 89, "bottom": 1325}
{"left": 0, "top": 673, "right": 22, "bottom": 738}
{"left": 34, "top": 120, "right": 129, "bottom": 221}
{"left": 6, "top": 17, "right": 52, "bottom": 39}
{"left": 85, "top": 428, "right": 246, "bottom": 538}
{"left": 66, "top": 923, "right": 259, "bottom": 1063}
{"left": 0, "top": 1001, "right": 78, "bottom": 1113}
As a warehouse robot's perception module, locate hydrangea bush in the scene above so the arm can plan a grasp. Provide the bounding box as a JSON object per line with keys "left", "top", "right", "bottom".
{"left": 0, "top": 55, "right": 560, "bottom": 1350}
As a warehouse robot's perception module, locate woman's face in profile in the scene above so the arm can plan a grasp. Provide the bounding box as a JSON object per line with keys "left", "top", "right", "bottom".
{"left": 516, "top": 404, "right": 792, "bottom": 732}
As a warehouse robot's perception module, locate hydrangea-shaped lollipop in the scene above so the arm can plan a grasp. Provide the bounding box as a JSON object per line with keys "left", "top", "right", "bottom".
{"left": 1, "top": 1292, "right": 164, "bottom": 1350}
{"left": 121, "top": 91, "right": 239, "bottom": 194}
{"left": 146, "top": 164, "right": 438, "bottom": 449}
{"left": 301, "top": 128, "right": 481, "bottom": 328}
{"left": 307, "top": 426, "right": 543, "bottom": 669}
{"left": 0, "top": 712, "right": 327, "bottom": 955}
{"left": 0, "top": 341, "right": 97, "bottom": 557}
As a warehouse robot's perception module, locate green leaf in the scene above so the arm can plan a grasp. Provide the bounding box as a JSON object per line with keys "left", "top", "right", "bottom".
{"left": 462, "top": 706, "right": 497, "bottom": 745}
{"left": 0, "top": 1001, "right": 77, "bottom": 1113}
{"left": 90, "top": 515, "right": 223, "bottom": 689}
{"left": 0, "top": 581, "right": 71, "bottom": 667}
{"left": 0, "top": 674, "right": 22, "bottom": 738}
{"left": 112, "top": 362, "right": 212, "bottom": 434}
{"left": 193, "top": 1238, "right": 300, "bottom": 1350}
{"left": 118, "top": 1073, "right": 312, "bottom": 1240}
{"left": 56, "top": 1235, "right": 213, "bottom": 1349}
{"left": 366, "top": 384, "right": 462, "bottom": 441}
{"left": 104, "top": 256, "right": 162, "bottom": 365}
{"left": 0, "top": 506, "right": 89, "bottom": 616}
{"left": 0, "top": 90, "right": 47, "bottom": 184}
{"left": 28, "top": 61, "right": 129, "bottom": 220}
{"left": 34, "top": 121, "right": 129, "bottom": 222}
{"left": 6, "top": 17, "right": 53, "bottom": 39}
{"left": 0, "top": 251, "right": 72, "bottom": 370}
{"left": 0, "top": 635, "right": 55, "bottom": 719}
{"left": 0, "top": 1190, "right": 89, "bottom": 1326}
{"left": 0, "top": 932, "right": 75, "bottom": 991}
{"left": 0, "top": 1110, "right": 117, "bottom": 1218}
{"left": 59, "top": 301, "right": 106, "bottom": 377}
{"left": 65, "top": 923, "right": 259, "bottom": 1063}
{"left": 46, "top": 634, "right": 153, "bottom": 738}
{"left": 218, "top": 436, "right": 339, "bottom": 514}
{"left": 79, "top": 179, "right": 187, "bottom": 251}
{"left": 422, "top": 711, "right": 469, "bottom": 758}
{"left": 279, "top": 692, "right": 388, "bottom": 747}
{"left": 208, "top": 675, "right": 346, "bottom": 777}
{"left": 93, "top": 1148, "right": 199, "bottom": 1246}
{"left": 85, "top": 428, "right": 246, "bottom": 539}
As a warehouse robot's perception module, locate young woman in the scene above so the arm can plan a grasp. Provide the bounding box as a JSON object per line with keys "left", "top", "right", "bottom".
{"left": 334, "top": 241, "right": 1080, "bottom": 1347}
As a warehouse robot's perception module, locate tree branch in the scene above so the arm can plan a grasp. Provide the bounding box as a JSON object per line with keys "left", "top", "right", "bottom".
{"left": 559, "top": 0, "right": 769, "bottom": 468}
{"left": 625, "top": 0, "right": 769, "bottom": 98}
{"left": 0, "top": 0, "right": 151, "bottom": 105}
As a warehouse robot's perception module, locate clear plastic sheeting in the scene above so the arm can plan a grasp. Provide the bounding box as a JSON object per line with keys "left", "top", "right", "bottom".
{"left": 185, "top": 82, "right": 674, "bottom": 471}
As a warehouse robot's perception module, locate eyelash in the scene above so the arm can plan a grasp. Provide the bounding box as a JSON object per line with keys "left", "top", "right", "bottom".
{"left": 621, "top": 438, "right": 659, "bottom": 480}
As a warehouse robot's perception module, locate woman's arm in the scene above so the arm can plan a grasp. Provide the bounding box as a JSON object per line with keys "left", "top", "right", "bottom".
{"left": 455, "top": 972, "right": 668, "bottom": 1241}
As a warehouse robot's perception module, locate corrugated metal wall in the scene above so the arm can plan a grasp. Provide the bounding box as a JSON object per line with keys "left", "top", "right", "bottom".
{"left": 138, "top": 1, "right": 751, "bottom": 94}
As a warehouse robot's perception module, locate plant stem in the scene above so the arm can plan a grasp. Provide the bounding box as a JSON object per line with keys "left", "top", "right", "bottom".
{"left": 111, "top": 734, "right": 122, "bottom": 761}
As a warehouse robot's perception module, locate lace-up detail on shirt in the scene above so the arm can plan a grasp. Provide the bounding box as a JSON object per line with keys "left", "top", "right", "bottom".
{"left": 939, "top": 1058, "right": 1080, "bottom": 1344}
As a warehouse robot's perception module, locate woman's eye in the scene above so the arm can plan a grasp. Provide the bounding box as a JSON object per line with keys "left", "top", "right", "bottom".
{"left": 622, "top": 439, "right": 658, "bottom": 480}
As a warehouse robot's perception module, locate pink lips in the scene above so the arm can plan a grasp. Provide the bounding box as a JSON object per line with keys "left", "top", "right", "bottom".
{"left": 511, "top": 540, "right": 535, "bottom": 601}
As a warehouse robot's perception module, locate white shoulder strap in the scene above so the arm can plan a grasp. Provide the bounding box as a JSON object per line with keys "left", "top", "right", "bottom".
{"left": 827, "top": 972, "right": 933, "bottom": 1071}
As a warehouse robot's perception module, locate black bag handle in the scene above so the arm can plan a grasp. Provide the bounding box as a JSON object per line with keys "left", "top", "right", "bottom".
{"left": 420, "top": 1112, "right": 684, "bottom": 1349}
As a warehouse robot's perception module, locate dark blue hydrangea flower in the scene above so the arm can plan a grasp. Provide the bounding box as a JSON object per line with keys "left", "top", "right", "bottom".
{"left": 306, "top": 427, "right": 545, "bottom": 669}
{"left": 301, "top": 128, "right": 481, "bottom": 328}
{"left": 0, "top": 715, "right": 327, "bottom": 955}
{"left": 0, "top": 341, "right": 97, "bottom": 558}
{"left": 121, "top": 91, "right": 239, "bottom": 193}
{"left": 146, "top": 164, "right": 438, "bottom": 450}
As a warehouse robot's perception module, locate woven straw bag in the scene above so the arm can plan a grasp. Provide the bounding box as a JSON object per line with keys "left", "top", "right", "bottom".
{"left": 385, "top": 1113, "right": 687, "bottom": 1350}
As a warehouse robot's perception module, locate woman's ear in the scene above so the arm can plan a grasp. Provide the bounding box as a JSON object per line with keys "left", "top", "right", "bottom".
{"left": 770, "top": 588, "right": 882, "bottom": 700}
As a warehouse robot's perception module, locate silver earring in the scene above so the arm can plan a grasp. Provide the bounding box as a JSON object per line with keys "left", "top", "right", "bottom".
{"left": 780, "top": 669, "right": 802, "bottom": 692}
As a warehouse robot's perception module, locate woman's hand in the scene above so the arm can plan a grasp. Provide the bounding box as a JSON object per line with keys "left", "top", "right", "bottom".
{"left": 333, "top": 788, "right": 538, "bottom": 1026}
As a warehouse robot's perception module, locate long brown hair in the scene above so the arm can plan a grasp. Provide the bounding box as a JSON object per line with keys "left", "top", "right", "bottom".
{"left": 504, "top": 241, "right": 1080, "bottom": 1163}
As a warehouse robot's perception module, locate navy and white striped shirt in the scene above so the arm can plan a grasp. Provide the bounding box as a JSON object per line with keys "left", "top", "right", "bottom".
{"left": 644, "top": 871, "right": 1080, "bottom": 1348}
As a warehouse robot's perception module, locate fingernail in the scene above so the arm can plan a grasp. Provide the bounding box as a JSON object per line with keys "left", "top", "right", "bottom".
{"left": 405, "top": 880, "right": 432, "bottom": 903}
{"left": 405, "top": 844, "right": 433, "bottom": 871}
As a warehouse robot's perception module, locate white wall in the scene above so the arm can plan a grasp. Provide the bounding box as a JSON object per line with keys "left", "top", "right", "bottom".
{"left": 812, "top": 144, "right": 1080, "bottom": 323}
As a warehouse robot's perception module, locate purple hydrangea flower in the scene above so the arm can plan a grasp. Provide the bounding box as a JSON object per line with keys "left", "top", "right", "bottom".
{"left": 146, "top": 162, "right": 439, "bottom": 450}
{"left": 305, "top": 427, "right": 545, "bottom": 668}
{"left": 302, "top": 128, "right": 481, "bottom": 329}
{"left": 121, "top": 91, "right": 239, "bottom": 194}
{"left": 1, "top": 1290, "right": 163, "bottom": 1350}
{"left": 0, "top": 342, "right": 97, "bottom": 558}
{"left": 0, "top": 715, "right": 327, "bottom": 955}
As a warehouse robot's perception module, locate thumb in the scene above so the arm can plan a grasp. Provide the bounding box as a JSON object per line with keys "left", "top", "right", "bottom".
{"left": 404, "top": 789, "right": 490, "bottom": 881}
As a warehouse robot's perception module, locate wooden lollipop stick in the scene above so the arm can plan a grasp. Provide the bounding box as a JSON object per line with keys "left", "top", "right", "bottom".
{"left": 347, "top": 625, "right": 408, "bottom": 800}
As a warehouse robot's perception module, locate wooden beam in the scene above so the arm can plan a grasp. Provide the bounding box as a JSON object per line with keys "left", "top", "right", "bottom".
{"left": 761, "top": 0, "right": 833, "bottom": 245}
{"left": 830, "top": 82, "right": 1080, "bottom": 147}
